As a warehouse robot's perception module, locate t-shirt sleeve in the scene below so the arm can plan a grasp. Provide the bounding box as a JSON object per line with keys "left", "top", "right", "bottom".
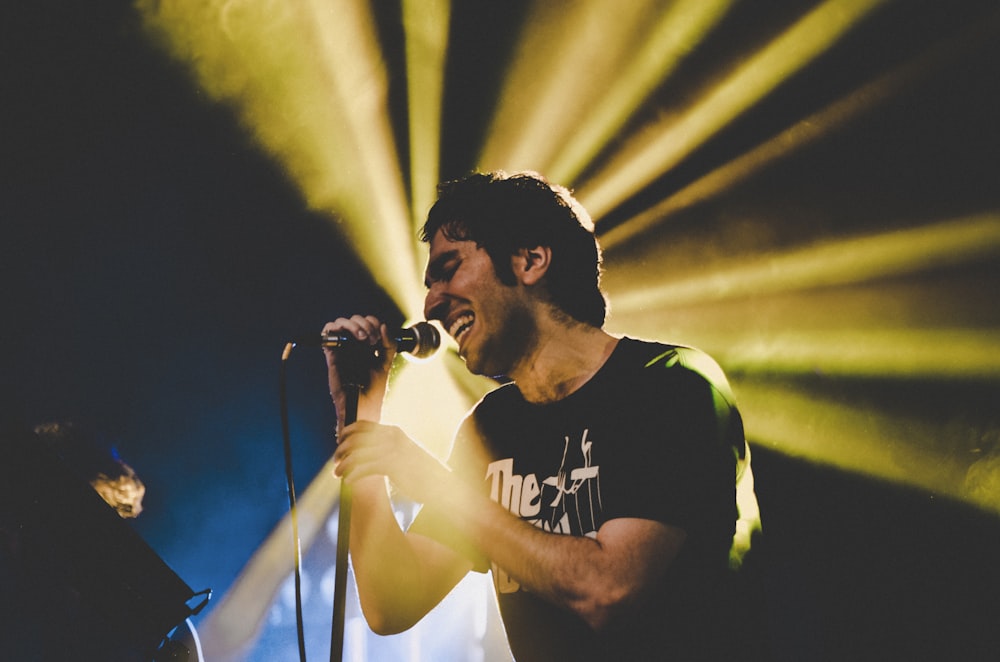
{"left": 600, "top": 361, "right": 738, "bottom": 538}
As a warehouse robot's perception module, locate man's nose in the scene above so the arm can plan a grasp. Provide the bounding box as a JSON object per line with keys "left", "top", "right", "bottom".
{"left": 424, "top": 286, "right": 447, "bottom": 321}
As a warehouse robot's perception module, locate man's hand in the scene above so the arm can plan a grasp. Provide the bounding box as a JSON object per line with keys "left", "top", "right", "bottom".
{"left": 333, "top": 421, "right": 453, "bottom": 505}
{"left": 322, "top": 315, "right": 397, "bottom": 430}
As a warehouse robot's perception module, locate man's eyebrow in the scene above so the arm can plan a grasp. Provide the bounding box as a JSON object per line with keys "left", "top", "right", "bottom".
{"left": 424, "top": 249, "right": 460, "bottom": 287}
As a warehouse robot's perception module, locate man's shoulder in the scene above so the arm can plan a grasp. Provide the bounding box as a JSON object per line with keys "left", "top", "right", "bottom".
{"left": 632, "top": 340, "right": 722, "bottom": 376}
{"left": 620, "top": 338, "right": 733, "bottom": 395}
{"left": 612, "top": 337, "right": 712, "bottom": 373}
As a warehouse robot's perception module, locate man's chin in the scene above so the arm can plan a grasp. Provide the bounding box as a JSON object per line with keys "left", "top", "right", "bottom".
{"left": 460, "top": 350, "right": 489, "bottom": 377}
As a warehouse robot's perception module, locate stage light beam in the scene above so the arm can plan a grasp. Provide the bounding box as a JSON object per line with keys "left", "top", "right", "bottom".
{"left": 598, "top": 7, "right": 1000, "bottom": 249}
{"left": 735, "top": 380, "right": 1000, "bottom": 515}
{"left": 136, "top": 0, "right": 425, "bottom": 316}
{"left": 722, "top": 329, "right": 1000, "bottom": 379}
{"left": 479, "top": 0, "right": 656, "bottom": 173}
{"left": 132, "top": 1, "right": 1000, "bottom": 656}
{"left": 196, "top": 455, "right": 341, "bottom": 660}
{"left": 546, "top": 0, "right": 734, "bottom": 185}
{"left": 478, "top": 0, "right": 734, "bottom": 182}
{"left": 607, "top": 277, "right": 1000, "bottom": 380}
{"left": 605, "top": 214, "right": 1000, "bottom": 311}
{"left": 403, "top": 0, "right": 450, "bottom": 231}
{"left": 580, "top": 0, "right": 888, "bottom": 219}
{"left": 135, "top": 3, "right": 479, "bottom": 654}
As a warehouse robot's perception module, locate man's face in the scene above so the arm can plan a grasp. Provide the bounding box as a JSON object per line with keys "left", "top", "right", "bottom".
{"left": 423, "top": 230, "right": 535, "bottom": 377}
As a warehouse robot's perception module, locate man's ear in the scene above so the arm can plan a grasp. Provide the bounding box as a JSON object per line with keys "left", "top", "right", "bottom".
{"left": 511, "top": 246, "right": 552, "bottom": 285}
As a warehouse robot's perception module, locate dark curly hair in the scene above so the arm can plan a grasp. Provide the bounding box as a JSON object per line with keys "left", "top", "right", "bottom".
{"left": 420, "top": 171, "right": 607, "bottom": 327}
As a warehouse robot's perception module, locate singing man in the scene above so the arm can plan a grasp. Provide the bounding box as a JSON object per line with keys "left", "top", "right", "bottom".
{"left": 323, "top": 170, "right": 754, "bottom": 660}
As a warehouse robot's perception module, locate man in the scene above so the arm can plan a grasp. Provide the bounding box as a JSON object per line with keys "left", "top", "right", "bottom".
{"left": 324, "top": 171, "right": 752, "bottom": 660}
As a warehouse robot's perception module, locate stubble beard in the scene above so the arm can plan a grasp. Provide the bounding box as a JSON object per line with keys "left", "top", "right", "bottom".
{"left": 464, "top": 301, "right": 538, "bottom": 380}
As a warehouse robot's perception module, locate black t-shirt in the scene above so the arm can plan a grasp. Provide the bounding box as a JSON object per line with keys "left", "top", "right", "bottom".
{"left": 416, "top": 338, "right": 745, "bottom": 661}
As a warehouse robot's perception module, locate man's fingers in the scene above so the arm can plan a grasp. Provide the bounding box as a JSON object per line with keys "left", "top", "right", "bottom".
{"left": 333, "top": 450, "right": 381, "bottom": 483}
{"left": 322, "top": 315, "right": 384, "bottom": 343}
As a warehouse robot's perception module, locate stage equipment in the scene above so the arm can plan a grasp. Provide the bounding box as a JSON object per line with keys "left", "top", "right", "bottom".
{"left": 1, "top": 424, "right": 210, "bottom": 661}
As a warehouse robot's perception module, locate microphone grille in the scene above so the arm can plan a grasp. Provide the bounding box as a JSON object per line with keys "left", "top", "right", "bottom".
{"left": 408, "top": 321, "right": 441, "bottom": 359}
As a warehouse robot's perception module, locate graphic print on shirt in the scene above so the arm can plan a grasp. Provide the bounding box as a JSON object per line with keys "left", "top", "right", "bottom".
{"left": 484, "top": 429, "right": 602, "bottom": 593}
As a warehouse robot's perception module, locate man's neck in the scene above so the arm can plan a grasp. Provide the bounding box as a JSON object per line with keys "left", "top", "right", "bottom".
{"left": 509, "top": 317, "right": 619, "bottom": 404}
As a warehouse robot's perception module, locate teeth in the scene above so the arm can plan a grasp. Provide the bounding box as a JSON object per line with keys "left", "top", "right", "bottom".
{"left": 448, "top": 313, "right": 474, "bottom": 342}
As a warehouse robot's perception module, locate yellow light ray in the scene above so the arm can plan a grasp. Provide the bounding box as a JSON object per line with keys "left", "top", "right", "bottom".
{"left": 545, "top": 0, "right": 735, "bottom": 184}
{"left": 196, "top": 455, "right": 341, "bottom": 660}
{"left": 715, "top": 329, "right": 1000, "bottom": 379}
{"left": 599, "top": 8, "right": 1000, "bottom": 248}
{"left": 383, "top": 350, "right": 490, "bottom": 460}
{"left": 194, "top": 352, "right": 489, "bottom": 657}
{"left": 608, "top": 281, "right": 1000, "bottom": 379}
{"left": 135, "top": 3, "right": 466, "bottom": 648}
{"left": 478, "top": 0, "right": 719, "bottom": 174}
{"left": 735, "top": 379, "right": 1000, "bottom": 515}
{"left": 580, "top": 0, "right": 887, "bottom": 219}
{"left": 605, "top": 214, "right": 1000, "bottom": 311}
{"left": 132, "top": 1, "right": 1000, "bottom": 654}
{"left": 136, "top": 0, "right": 425, "bottom": 315}
{"left": 611, "top": 277, "right": 994, "bottom": 336}
{"left": 403, "top": 0, "right": 450, "bottom": 232}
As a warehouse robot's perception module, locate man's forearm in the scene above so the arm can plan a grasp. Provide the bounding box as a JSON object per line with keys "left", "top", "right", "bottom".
{"left": 349, "top": 476, "right": 469, "bottom": 634}
{"left": 423, "top": 472, "right": 680, "bottom": 631}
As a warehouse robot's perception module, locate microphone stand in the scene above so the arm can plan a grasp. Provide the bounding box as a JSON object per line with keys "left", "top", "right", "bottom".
{"left": 329, "top": 384, "right": 356, "bottom": 662}
{"left": 330, "top": 344, "right": 371, "bottom": 662}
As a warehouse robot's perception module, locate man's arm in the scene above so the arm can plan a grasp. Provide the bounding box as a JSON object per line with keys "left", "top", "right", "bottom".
{"left": 455, "top": 489, "right": 684, "bottom": 630}
{"left": 321, "top": 315, "right": 472, "bottom": 634}
{"left": 346, "top": 476, "right": 473, "bottom": 634}
{"left": 336, "top": 421, "right": 686, "bottom": 632}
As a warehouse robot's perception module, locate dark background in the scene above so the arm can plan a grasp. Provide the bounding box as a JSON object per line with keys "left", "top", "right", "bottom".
{"left": 3, "top": 1, "right": 999, "bottom": 660}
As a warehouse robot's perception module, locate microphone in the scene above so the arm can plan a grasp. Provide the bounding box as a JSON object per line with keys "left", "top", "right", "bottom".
{"left": 294, "top": 321, "right": 441, "bottom": 359}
